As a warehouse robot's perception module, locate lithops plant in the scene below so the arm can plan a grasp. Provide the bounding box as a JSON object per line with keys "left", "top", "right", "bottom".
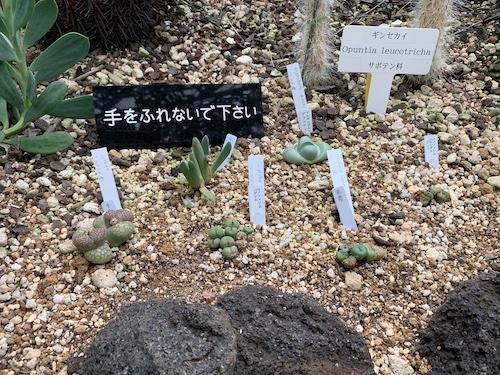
{"left": 72, "top": 209, "right": 135, "bottom": 264}
{"left": 207, "top": 219, "right": 254, "bottom": 259}
{"left": 283, "top": 136, "right": 331, "bottom": 165}
{"left": 419, "top": 188, "right": 451, "bottom": 206}
{"left": 335, "top": 243, "right": 385, "bottom": 269}
{"left": 179, "top": 136, "right": 232, "bottom": 202}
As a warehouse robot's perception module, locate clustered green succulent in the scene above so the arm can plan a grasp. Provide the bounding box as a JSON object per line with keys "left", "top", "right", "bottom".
{"left": 207, "top": 219, "right": 254, "bottom": 259}
{"left": 282, "top": 136, "right": 331, "bottom": 165}
{"left": 0, "top": 0, "right": 94, "bottom": 155}
{"left": 72, "top": 209, "right": 135, "bottom": 264}
{"left": 419, "top": 188, "right": 451, "bottom": 206}
{"left": 335, "top": 243, "right": 386, "bottom": 269}
{"left": 179, "top": 136, "right": 232, "bottom": 202}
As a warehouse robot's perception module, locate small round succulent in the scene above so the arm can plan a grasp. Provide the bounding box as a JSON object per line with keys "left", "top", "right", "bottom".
{"left": 219, "top": 236, "right": 235, "bottom": 249}
{"left": 207, "top": 219, "right": 255, "bottom": 261}
{"left": 433, "top": 189, "right": 451, "bottom": 203}
{"left": 420, "top": 190, "right": 435, "bottom": 206}
{"left": 208, "top": 238, "right": 221, "bottom": 249}
{"left": 335, "top": 243, "right": 385, "bottom": 269}
{"left": 224, "top": 226, "right": 239, "bottom": 239}
{"left": 208, "top": 226, "right": 225, "bottom": 239}
{"left": 221, "top": 246, "right": 238, "bottom": 259}
{"left": 242, "top": 226, "right": 254, "bottom": 235}
{"left": 224, "top": 219, "right": 240, "bottom": 229}
{"left": 282, "top": 136, "right": 331, "bottom": 165}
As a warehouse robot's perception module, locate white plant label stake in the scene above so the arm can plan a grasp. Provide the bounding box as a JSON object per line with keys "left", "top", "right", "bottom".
{"left": 91, "top": 147, "right": 122, "bottom": 212}
{"left": 424, "top": 134, "right": 439, "bottom": 168}
{"left": 248, "top": 155, "right": 266, "bottom": 226}
{"left": 338, "top": 25, "right": 439, "bottom": 114}
{"left": 216, "top": 134, "right": 237, "bottom": 172}
{"left": 327, "top": 149, "right": 357, "bottom": 230}
{"left": 286, "top": 63, "right": 313, "bottom": 135}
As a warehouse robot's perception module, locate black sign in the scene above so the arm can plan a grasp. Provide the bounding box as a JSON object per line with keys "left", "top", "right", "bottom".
{"left": 93, "top": 83, "right": 265, "bottom": 149}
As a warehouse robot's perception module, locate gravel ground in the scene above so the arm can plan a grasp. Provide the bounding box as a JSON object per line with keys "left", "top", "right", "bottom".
{"left": 0, "top": 0, "right": 499, "bottom": 374}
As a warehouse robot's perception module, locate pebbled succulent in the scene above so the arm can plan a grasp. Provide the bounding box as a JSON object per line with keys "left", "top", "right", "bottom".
{"left": 282, "top": 136, "right": 331, "bottom": 165}
{"left": 207, "top": 219, "right": 254, "bottom": 259}
{"left": 179, "top": 136, "right": 232, "bottom": 202}
{"left": 419, "top": 188, "right": 451, "bottom": 206}
{"left": 335, "top": 243, "right": 385, "bottom": 269}
{"left": 72, "top": 209, "right": 135, "bottom": 264}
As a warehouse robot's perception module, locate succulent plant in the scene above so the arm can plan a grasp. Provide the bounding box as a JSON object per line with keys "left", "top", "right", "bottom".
{"left": 335, "top": 243, "right": 385, "bottom": 269}
{"left": 419, "top": 188, "right": 451, "bottom": 206}
{"left": 207, "top": 219, "right": 254, "bottom": 260}
{"left": 179, "top": 136, "right": 232, "bottom": 202}
{"left": 0, "top": 0, "right": 93, "bottom": 155}
{"left": 282, "top": 136, "right": 331, "bottom": 165}
{"left": 434, "top": 189, "right": 451, "bottom": 203}
{"left": 420, "top": 190, "right": 435, "bottom": 206}
{"left": 72, "top": 209, "right": 135, "bottom": 264}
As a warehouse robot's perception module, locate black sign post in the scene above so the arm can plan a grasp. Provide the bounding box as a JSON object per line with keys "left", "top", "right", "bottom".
{"left": 93, "top": 83, "right": 265, "bottom": 149}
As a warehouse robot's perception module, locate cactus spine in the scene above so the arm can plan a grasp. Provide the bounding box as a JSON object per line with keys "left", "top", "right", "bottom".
{"left": 413, "top": 0, "right": 456, "bottom": 78}
{"left": 296, "top": 0, "right": 335, "bottom": 88}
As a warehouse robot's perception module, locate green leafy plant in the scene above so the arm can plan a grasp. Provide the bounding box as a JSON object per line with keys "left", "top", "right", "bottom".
{"left": 335, "top": 243, "right": 385, "bottom": 269}
{"left": 0, "top": 0, "right": 93, "bottom": 155}
{"left": 282, "top": 136, "right": 331, "bottom": 165}
{"left": 72, "top": 209, "right": 135, "bottom": 264}
{"left": 419, "top": 188, "right": 451, "bottom": 206}
{"left": 207, "top": 219, "right": 254, "bottom": 259}
{"left": 179, "top": 136, "right": 232, "bottom": 202}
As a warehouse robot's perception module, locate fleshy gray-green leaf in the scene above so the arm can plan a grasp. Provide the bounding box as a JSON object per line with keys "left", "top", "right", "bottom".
{"left": 0, "top": 14, "right": 8, "bottom": 35}
{"left": 5, "top": 131, "right": 73, "bottom": 155}
{"left": 47, "top": 95, "right": 94, "bottom": 119}
{"left": 25, "top": 81, "right": 68, "bottom": 124}
{"left": 24, "top": 0, "right": 58, "bottom": 48}
{"left": 0, "top": 32, "right": 16, "bottom": 61}
{"left": 13, "top": 0, "right": 34, "bottom": 30}
{"left": 192, "top": 137, "right": 209, "bottom": 182}
{"left": 0, "top": 98, "right": 8, "bottom": 129}
{"left": 201, "top": 135, "right": 210, "bottom": 155}
{"left": 26, "top": 70, "right": 37, "bottom": 101}
{"left": 211, "top": 142, "right": 232, "bottom": 173}
{"left": 30, "top": 32, "right": 89, "bottom": 83}
{"left": 0, "top": 61, "right": 23, "bottom": 109}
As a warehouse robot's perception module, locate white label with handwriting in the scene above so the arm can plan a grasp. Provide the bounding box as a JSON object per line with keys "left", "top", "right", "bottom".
{"left": 91, "top": 147, "right": 122, "bottom": 212}
{"left": 332, "top": 186, "right": 358, "bottom": 230}
{"left": 424, "top": 134, "right": 439, "bottom": 168}
{"left": 248, "top": 155, "right": 266, "bottom": 226}
{"left": 338, "top": 25, "right": 439, "bottom": 114}
{"left": 287, "top": 63, "right": 313, "bottom": 135}
{"left": 216, "top": 134, "right": 237, "bottom": 172}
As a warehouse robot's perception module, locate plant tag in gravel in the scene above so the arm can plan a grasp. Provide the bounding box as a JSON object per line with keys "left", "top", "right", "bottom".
{"left": 248, "top": 155, "right": 266, "bottom": 226}
{"left": 338, "top": 25, "right": 439, "bottom": 114}
{"left": 424, "top": 134, "right": 439, "bottom": 168}
{"left": 287, "top": 63, "right": 313, "bottom": 135}
{"left": 327, "top": 150, "right": 355, "bottom": 216}
{"left": 215, "top": 134, "right": 237, "bottom": 172}
{"left": 91, "top": 147, "right": 122, "bottom": 212}
{"left": 332, "top": 186, "right": 358, "bottom": 231}
{"left": 93, "top": 84, "right": 264, "bottom": 148}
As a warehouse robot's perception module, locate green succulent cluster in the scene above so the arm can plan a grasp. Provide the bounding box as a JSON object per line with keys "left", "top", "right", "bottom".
{"left": 72, "top": 209, "right": 135, "bottom": 264}
{"left": 335, "top": 243, "right": 386, "bottom": 269}
{"left": 282, "top": 136, "right": 331, "bottom": 165}
{"left": 0, "top": 0, "right": 94, "bottom": 155}
{"left": 419, "top": 188, "right": 451, "bottom": 206}
{"left": 207, "top": 219, "right": 254, "bottom": 259}
{"left": 179, "top": 136, "right": 232, "bottom": 202}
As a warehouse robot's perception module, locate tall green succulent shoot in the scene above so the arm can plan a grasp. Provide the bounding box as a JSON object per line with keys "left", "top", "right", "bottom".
{"left": 179, "top": 136, "right": 232, "bottom": 202}
{"left": 0, "top": 0, "right": 94, "bottom": 155}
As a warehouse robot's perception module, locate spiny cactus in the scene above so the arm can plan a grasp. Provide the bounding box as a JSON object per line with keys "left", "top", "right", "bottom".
{"left": 283, "top": 136, "right": 331, "bottom": 165}
{"left": 413, "top": 0, "right": 456, "bottom": 78}
{"left": 179, "top": 136, "right": 232, "bottom": 202}
{"left": 72, "top": 209, "right": 135, "bottom": 264}
{"left": 419, "top": 188, "right": 451, "bottom": 206}
{"left": 207, "top": 219, "right": 254, "bottom": 259}
{"left": 335, "top": 243, "right": 385, "bottom": 269}
{"left": 296, "top": 0, "right": 335, "bottom": 88}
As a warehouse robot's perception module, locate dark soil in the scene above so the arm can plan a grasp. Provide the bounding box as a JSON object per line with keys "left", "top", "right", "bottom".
{"left": 217, "top": 285, "right": 375, "bottom": 375}
{"left": 418, "top": 272, "right": 500, "bottom": 375}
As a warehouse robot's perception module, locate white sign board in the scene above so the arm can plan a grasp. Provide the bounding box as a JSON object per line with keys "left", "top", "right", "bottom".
{"left": 286, "top": 63, "right": 313, "bottom": 135}
{"left": 91, "top": 147, "right": 122, "bottom": 212}
{"left": 339, "top": 25, "right": 439, "bottom": 113}
{"left": 248, "top": 155, "right": 266, "bottom": 225}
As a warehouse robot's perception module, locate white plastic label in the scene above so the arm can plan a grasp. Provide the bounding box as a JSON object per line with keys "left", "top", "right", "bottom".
{"left": 287, "top": 63, "right": 313, "bottom": 135}
{"left": 248, "top": 155, "right": 266, "bottom": 226}
{"left": 332, "top": 186, "right": 358, "bottom": 231}
{"left": 424, "top": 134, "right": 439, "bottom": 168}
{"left": 339, "top": 25, "right": 439, "bottom": 114}
{"left": 91, "top": 147, "right": 122, "bottom": 212}
{"left": 216, "top": 134, "right": 237, "bottom": 172}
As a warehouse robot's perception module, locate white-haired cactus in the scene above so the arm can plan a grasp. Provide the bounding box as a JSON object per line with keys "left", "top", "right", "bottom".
{"left": 207, "top": 219, "right": 254, "bottom": 259}
{"left": 335, "top": 243, "right": 385, "bottom": 269}
{"left": 296, "top": 0, "right": 335, "bottom": 88}
{"left": 413, "top": 0, "right": 456, "bottom": 78}
{"left": 72, "top": 209, "right": 135, "bottom": 264}
{"left": 283, "top": 136, "right": 331, "bottom": 165}
{"left": 179, "top": 136, "right": 232, "bottom": 202}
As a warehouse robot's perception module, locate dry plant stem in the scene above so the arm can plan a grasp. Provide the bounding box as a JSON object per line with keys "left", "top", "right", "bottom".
{"left": 414, "top": 0, "right": 455, "bottom": 78}
{"left": 297, "top": 0, "right": 335, "bottom": 88}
